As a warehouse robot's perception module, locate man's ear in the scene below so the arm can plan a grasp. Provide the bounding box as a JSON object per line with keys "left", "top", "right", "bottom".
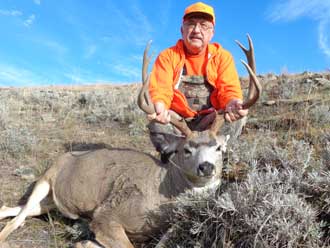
{"left": 210, "top": 28, "right": 215, "bottom": 40}
{"left": 180, "top": 26, "right": 184, "bottom": 36}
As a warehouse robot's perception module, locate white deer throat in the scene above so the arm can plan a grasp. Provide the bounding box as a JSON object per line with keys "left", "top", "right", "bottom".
{"left": 191, "top": 177, "right": 221, "bottom": 194}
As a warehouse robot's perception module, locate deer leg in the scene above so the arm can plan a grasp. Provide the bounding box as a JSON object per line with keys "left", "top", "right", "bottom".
{"left": 0, "top": 206, "right": 22, "bottom": 220}
{"left": 0, "top": 179, "right": 51, "bottom": 242}
{"left": 0, "top": 197, "right": 54, "bottom": 220}
{"left": 91, "top": 220, "right": 134, "bottom": 248}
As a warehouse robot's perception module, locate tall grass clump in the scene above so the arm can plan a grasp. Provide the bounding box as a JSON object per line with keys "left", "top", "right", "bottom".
{"left": 162, "top": 165, "right": 323, "bottom": 248}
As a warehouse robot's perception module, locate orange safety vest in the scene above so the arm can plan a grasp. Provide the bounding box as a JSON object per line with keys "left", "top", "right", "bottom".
{"left": 149, "top": 39, "right": 243, "bottom": 118}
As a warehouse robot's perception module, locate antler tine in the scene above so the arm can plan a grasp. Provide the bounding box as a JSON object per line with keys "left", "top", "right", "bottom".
{"left": 236, "top": 34, "right": 262, "bottom": 109}
{"left": 170, "top": 114, "right": 193, "bottom": 137}
{"left": 241, "top": 60, "right": 261, "bottom": 109}
{"left": 235, "top": 34, "right": 255, "bottom": 72}
{"left": 142, "top": 40, "right": 152, "bottom": 83}
{"left": 209, "top": 112, "right": 225, "bottom": 136}
{"left": 137, "top": 41, "right": 193, "bottom": 137}
{"left": 137, "top": 41, "right": 154, "bottom": 114}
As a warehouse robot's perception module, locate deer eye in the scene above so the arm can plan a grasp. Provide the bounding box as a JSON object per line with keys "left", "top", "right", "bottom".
{"left": 184, "top": 147, "right": 192, "bottom": 156}
{"left": 216, "top": 145, "right": 222, "bottom": 152}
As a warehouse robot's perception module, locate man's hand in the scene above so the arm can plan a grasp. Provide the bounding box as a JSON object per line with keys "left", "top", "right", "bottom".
{"left": 147, "top": 101, "right": 171, "bottom": 124}
{"left": 225, "top": 99, "right": 248, "bottom": 122}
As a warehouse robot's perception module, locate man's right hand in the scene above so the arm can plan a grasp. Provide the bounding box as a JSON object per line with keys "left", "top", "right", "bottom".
{"left": 147, "top": 101, "right": 171, "bottom": 124}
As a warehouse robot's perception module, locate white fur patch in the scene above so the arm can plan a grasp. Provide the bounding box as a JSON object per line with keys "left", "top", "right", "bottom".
{"left": 197, "top": 146, "right": 218, "bottom": 165}
{"left": 192, "top": 178, "right": 220, "bottom": 194}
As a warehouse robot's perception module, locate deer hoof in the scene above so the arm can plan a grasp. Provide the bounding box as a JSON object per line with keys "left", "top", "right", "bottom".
{"left": 73, "top": 240, "right": 102, "bottom": 248}
{"left": 0, "top": 206, "right": 8, "bottom": 211}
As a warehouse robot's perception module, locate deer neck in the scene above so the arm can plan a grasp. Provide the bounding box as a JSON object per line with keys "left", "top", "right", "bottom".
{"left": 158, "top": 163, "right": 193, "bottom": 200}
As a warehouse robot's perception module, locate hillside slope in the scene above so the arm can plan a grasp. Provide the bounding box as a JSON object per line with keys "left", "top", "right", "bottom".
{"left": 0, "top": 71, "right": 329, "bottom": 247}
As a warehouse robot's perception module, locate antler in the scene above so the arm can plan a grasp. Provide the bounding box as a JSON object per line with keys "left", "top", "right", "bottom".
{"left": 137, "top": 41, "right": 193, "bottom": 137}
{"left": 235, "top": 34, "right": 262, "bottom": 109}
{"left": 209, "top": 35, "right": 262, "bottom": 135}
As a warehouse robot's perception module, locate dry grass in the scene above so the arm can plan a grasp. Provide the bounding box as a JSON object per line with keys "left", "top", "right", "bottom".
{"left": 0, "top": 71, "right": 329, "bottom": 247}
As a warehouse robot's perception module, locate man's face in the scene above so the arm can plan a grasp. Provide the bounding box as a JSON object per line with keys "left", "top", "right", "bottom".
{"left": 181, "top": 16, "right": 214, "bottom": 55}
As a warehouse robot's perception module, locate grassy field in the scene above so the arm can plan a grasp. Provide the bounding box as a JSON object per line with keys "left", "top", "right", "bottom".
{"left": 0, "top": 71, "right": 329, "bottom": 247}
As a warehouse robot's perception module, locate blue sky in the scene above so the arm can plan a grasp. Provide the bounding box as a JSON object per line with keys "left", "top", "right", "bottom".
{"left": 0, "top": 0, "right": 330, "bottom": 86}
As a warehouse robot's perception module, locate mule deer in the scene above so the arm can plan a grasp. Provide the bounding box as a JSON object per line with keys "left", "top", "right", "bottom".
{"left": 0, "top": 35, "right": 261, "bottom": 248}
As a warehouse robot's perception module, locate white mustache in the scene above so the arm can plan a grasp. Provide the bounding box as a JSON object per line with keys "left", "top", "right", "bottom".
{"left": 189, "top": 36, "right": 202, "bottom": 40}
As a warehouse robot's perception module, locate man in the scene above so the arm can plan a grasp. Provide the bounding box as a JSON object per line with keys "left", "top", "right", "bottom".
{"left": 148, "top": 2, "right": 247, "bottom": 160}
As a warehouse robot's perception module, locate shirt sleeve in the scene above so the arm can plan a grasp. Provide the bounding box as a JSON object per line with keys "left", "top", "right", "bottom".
{"left": 215, "top": 50, "right": 243, "bottom": 110}
{"left": 149, "top": 51, "right": 175, "bottom": 109}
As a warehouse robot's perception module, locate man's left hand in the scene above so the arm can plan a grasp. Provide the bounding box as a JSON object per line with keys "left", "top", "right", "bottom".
{"left": 225, "top": 99, "right": 248, "bottom": 122}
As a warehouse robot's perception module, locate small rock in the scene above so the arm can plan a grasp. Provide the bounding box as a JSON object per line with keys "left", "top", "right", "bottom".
{"left": 264, "top": 100, "right": 276, "bottom": 106}
{"left": 314, "top": 78, "right": 330, "bottom": 86}
{"left": 14, "top": 166, "right": 37, "bottom": 181}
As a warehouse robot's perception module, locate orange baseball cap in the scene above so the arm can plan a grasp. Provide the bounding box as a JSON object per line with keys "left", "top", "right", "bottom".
{"left": 183, "top": 2, "right": 215, "bottom": 25}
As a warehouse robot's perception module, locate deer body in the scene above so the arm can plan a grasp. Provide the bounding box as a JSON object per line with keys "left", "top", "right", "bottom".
{"left": 0, "top": 133, "right": 228, "bottom": 247}
{"left": 50, "top": 148, "right": 201, "bottom": 240}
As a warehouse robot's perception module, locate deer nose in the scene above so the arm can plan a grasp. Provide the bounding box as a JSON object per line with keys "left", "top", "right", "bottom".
{"left": 198, "top": 162, "right": 215, "bottom": 177}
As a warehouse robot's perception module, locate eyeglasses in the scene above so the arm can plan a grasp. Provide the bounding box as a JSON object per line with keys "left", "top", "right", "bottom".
{"left": 183, "top": 21, "right": 213, "bottom": 31}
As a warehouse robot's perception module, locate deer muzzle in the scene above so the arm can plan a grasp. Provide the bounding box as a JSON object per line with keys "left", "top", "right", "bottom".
{"left": 197, "top": 162, "right": 215, "bottom": 177}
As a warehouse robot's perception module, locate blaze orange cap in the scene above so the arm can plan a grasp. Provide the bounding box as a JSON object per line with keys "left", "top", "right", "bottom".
{"left": 183, "top": 2, "right": 215, "bottom": 25}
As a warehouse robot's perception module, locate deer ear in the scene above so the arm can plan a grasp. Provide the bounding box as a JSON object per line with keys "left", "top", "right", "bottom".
{"left": 217, "top": 134, "right": 230, "bottom": 153}
{"left": 162, "top": 133, "right": 185, "bottom": 152}
{"left": 158, "top": 133, "right": 185, "bottom": 163}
